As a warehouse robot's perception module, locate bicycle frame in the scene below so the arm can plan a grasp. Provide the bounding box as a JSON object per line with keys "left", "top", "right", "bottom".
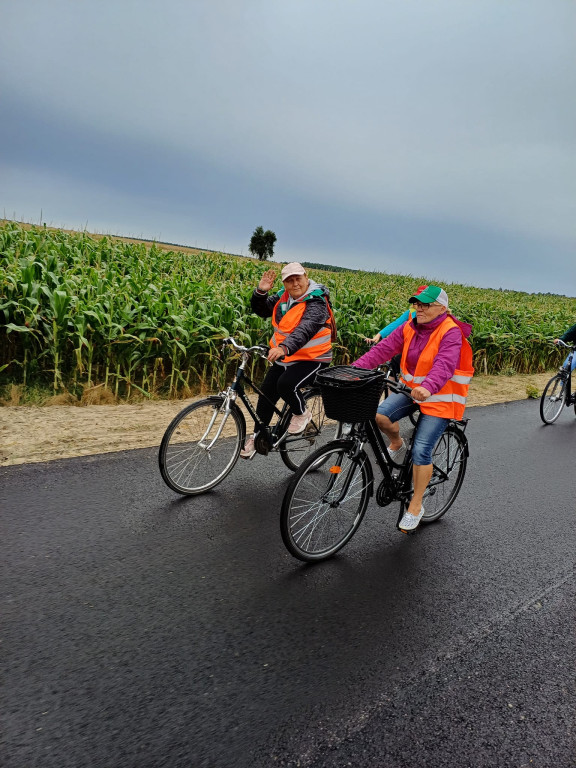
{"left": 225, "top": 358, "right": 292, "bottom": 448}
{"left": 219, "top": 340, "right": 319, "bottom": 452}
{"left": 324, "top": 410, "right": 468, "bottom": 509}
{"left": 340, "top": 419, "right": 414, "bottom": 505}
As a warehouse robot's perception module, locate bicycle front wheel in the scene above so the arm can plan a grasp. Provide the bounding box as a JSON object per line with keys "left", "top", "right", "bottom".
{"left": 159, "top": 397, "right": 244, "bottom": 495}
{"left": 279, "top": 389, "right": 342, "bottom": 472}
{"left": 280, "top": 440, "right": 373, "bottom": 562}
{"left": 421, "top": 425, "right": 468, "bottom": 523}
{"left": 539, "top": 375, "right": 566, "bottom": 425}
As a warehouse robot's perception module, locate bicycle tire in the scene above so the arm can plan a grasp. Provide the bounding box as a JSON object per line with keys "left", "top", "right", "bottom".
{"left": 539, "top": 375, "right": 566, "bottom": 425}
{"left": 279, "top": 389, "right": 342, "bottom": 472}
{"left": 159, "top": 396, "right": 245, "bottom": 495}
{"left": 280, "top": 440, "right": 373, "bottom": 562}
{"left": 421, "top": 424, "right": 468, "bottom": 523}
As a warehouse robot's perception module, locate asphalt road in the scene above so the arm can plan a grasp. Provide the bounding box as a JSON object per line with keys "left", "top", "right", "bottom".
{"left": 2, "top": 399, "right": 575, "bottom": 768}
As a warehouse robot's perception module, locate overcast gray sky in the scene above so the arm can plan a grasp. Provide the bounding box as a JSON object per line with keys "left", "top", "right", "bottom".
{"left": 1, "top": 0, "right": 575, "bottom": 295}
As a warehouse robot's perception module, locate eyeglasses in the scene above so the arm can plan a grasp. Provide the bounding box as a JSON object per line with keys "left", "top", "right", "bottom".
{"left": 413, "top": 300, "right": 443, "bottom": 309}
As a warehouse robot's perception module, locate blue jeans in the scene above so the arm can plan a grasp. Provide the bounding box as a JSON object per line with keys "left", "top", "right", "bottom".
{"left": 377, "top": 392, "right": 449, "bottom": 466}
{"left": 562, "top": 353, "right": 576, "bottom": 372}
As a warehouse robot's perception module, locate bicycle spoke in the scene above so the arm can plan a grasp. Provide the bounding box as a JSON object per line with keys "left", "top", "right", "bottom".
{"left": 540, "top": 375, "right": 566, "bottom": 425}
{"left": 279, "top": 391, "right": 342, "bottom": 472}
{"left": 421, "top": 426, "right": 467, "bottom": 522}
{"left": 281, "top": 441, "right": 371, "bottom": 561}
{"left": 159, "top": 398, "right": 243, "bottom": 495}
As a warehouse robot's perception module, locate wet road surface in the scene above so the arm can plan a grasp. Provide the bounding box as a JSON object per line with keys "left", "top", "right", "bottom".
{"left": 2, "top": 399, "right": 575, "bottom": 767}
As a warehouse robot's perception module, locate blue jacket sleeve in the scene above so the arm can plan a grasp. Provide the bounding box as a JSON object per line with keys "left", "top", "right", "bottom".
{"left": 379, "top": 310, "right": 412, "bottom": 338}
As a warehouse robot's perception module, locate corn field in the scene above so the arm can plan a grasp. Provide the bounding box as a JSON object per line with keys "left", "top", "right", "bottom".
{"left": 1, "top": 221, "right": 575, "bottom": 399}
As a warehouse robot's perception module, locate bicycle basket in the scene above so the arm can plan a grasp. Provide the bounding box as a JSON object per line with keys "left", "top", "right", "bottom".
{"left": 315, "top": 366, "right": 387, "bottom": 422}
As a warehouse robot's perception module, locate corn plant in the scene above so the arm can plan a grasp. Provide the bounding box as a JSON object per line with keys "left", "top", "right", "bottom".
{"left": 1, "top": 221, "right": 575, "bottom": 398}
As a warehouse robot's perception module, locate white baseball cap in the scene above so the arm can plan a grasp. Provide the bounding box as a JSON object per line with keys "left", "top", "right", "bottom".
{"left": 281, "top": 262, "right": 307, "bottom": 281}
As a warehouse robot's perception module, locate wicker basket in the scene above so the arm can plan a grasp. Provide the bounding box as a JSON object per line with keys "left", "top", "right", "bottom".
{"left": 316, "top": 366, "right": 387, "bottom": 423}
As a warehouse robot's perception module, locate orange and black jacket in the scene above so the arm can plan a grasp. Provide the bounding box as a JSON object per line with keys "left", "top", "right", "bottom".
{"left": 250, "top": 282, "right": 332, "bottom": 362}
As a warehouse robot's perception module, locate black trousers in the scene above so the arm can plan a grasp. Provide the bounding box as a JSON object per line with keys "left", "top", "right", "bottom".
{"left": 255, "top": 360, "right": 328, "bottom": 428}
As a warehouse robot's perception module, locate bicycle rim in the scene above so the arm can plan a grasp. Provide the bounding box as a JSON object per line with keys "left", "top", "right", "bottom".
{"left": 279, "top": 391, "right": 342, "bottom": 472}
{"left": 421, "top": 426, "right": 467, "bottom": 522}
{"left": 280, "top": 441, "right": 372, "bottom": 561}
{"left": 539, "top": 375, "right": 566, "bottom": 425}
{"left": 159, "top": 397, "right": 243, "bottom": 495}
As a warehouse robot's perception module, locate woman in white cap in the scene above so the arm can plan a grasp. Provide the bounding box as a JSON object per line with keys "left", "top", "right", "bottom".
{"left": 241, "top": 263, "right": 335, "bottom": 459}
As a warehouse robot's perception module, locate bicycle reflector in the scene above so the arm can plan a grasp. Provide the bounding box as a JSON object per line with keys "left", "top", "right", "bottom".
{"left": 329, "top": 465, "right": 342, "bottom": 474}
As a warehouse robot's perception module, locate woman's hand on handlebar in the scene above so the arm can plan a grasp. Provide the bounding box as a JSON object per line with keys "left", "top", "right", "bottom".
{"left": 267, "top": 345, "right": 286, "bottom": 363}
{"left": 411, "top": 385, "right": 431, "bottom": 402}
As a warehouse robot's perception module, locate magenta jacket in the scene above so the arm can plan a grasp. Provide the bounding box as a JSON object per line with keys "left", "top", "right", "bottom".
{"left": 354, "top": 313, "right": 473, "bottom": 395}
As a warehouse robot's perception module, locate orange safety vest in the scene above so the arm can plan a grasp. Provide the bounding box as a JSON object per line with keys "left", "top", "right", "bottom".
{"left": 400, "top": 316, "right": 474, "bottom": 419}
{"left": 270, "top": 292, "right": 333, "bottom": 363}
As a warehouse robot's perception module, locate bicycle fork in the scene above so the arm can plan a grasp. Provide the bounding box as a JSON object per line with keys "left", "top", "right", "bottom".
{"left": 199, "top": 391, "right": 237, "bottom": 452}
{"left": 321, "top": 444, "right": 367, "bottom": 507}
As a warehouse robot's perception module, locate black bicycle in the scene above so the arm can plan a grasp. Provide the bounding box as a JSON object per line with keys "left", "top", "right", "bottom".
{"left": 159, "top": 337, "right": 341, "bottom": 495}
{"left": 539, "top": 340, "right": 576, "bottom": 425}
{"left": 280, "top": 366, "right": 469, "bottom": 562}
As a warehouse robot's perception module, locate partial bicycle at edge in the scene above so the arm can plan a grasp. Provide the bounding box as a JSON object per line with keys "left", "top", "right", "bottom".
{"left": 539, "top": 340, "right": 576, "bottom": 425}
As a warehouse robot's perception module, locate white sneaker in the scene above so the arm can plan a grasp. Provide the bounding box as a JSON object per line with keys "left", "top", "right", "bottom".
{"left": 398, "top": 506, "right": 425, "bottom": 532}
{"left": 288, "top": 409, "right": 312, "bottom": 435}
{"left": 240, "top": 435, "right": 256, "bottom": 459}
{"left": 388, "top": 439, "right": 406, "bottom": 460}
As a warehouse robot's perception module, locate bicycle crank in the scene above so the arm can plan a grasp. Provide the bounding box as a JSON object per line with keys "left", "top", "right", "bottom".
{"left": 254, "top": 433, "right": 271, "bottom": 456}
{"left": 376, "top": 478, "right": 396, "bottom": 507}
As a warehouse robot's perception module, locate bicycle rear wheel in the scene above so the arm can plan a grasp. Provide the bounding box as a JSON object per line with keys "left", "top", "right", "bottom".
{"left": 279, "top": 389, "right": 342, "bottom": 472}
{"left": 539, "top": 375, "right": 566, "bottom": 425}
{"left": 421, "top": 425, "right": 468, "bottom": 523}
{"left": 159, "top": 397, "right": 244, "bottom": 495}
{"left": 280, "top": 440, "right": 373, "bottom": 562}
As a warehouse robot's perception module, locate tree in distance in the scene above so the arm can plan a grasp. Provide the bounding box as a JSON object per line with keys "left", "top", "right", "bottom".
{"left": 249, "top": 226, "right": 277, "bottom": 261}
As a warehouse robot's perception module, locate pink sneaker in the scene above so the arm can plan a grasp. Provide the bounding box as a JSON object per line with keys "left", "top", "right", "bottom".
{"left": 240, "top": 435, "right": 256, "bottom": 459}
{"left": 287, "top": 409, "right": 312, "bottom": 435}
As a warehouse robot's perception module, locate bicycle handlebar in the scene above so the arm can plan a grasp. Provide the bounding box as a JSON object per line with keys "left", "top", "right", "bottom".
{"left": 555, "top": 339, "right": 573, "bottom": 349}
{"left": 222, "top": 337, "right": 269, "bottom": 357}
{"left": 384, "top": 377, "right": 413, "bottom": 397}
{"left": 367, "top": 366, "right": 423, "bottom": 400}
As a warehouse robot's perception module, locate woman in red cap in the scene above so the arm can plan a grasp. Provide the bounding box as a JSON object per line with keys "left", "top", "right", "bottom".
{"left": 241, "top": 263, "right": 335, "bottom": 459}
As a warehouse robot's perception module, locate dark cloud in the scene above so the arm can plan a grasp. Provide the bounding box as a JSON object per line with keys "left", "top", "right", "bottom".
{"left": 0, "top": 0, "right": 574, "bottom": 295}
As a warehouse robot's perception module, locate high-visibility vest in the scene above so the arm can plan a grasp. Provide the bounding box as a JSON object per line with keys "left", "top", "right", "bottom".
{"left": 270, "top": 292, "right": 333, "bottom": 363}
{"left": 400, "top": 316, "right": 474, "bottom": 419}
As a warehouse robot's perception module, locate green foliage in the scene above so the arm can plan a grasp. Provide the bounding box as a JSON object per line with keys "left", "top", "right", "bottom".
{"left": 1, "top": 221, "right": 575, "bottom": 398}
{"left": 526, "top": 385, "right": 540, "bottom": 399}
{"left": 248, "top": 226, "right": 276, "bottom": 261}
{"left": 301, "top": 262, "right": 356, "bottom": 273}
